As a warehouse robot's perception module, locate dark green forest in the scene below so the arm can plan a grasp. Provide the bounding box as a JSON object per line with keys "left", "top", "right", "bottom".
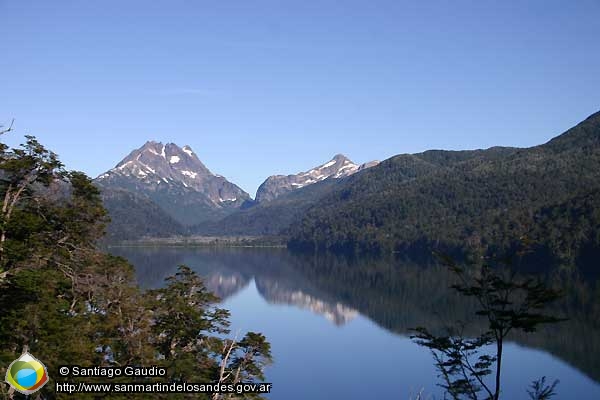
{"left": 100, "top": 187, "right": 186, "bottom": 242}
{"left": 0, "top": 134, "right": 271, "bottom": 399}
{"left": 288, "top": 111, "right": 600, "bottom": 269}
{"left": 193, "top": 179, "right": 340, "bottom": 236}
{"left": 102, "top": 110, "right": 600, "bottom": 276}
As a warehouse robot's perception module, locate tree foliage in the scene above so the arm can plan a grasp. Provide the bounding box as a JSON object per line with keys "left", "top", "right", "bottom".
{"left": 0, "top": 134, "right": 271, "bottom": 399}
{"left": 412, "top": 251, "right": 564, "bottom": 400}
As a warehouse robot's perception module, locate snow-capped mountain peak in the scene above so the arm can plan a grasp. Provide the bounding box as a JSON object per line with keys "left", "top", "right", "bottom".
{"left": 95, "top": 141, "right": 250, "bottom": 225}
{"left": 100, "top": 141, "right": 214, "bottom": 186}
{"left": 255, "top": 154, "right": 379, "bottom": 203}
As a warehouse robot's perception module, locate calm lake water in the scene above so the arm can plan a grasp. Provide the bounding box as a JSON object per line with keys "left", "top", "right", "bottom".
{"left": 109, "top": 247, "right": 600, "bottom": 400}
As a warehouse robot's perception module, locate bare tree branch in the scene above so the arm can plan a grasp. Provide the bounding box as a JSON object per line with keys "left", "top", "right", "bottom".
{"left": 0, "top": 118, "right": 14, "bottom": 136}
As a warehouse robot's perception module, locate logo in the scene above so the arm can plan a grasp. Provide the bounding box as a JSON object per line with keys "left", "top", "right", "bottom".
{"left": 5, "top": 352, "right": 49, "bottom": 395}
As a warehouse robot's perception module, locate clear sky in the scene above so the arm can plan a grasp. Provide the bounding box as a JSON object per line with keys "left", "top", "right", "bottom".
{"left": 1, "top": 0, "right": 598, "bottom": 196}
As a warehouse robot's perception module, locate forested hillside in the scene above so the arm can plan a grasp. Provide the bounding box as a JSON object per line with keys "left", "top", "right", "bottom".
{"left": 288, "top": 111, "right": 600, "bottom": 266}
{"left": 193, "top": 179, "right": 341, "bottom": 236}
{"left": 100, "top": 187, "right": 187, "bottom": 241}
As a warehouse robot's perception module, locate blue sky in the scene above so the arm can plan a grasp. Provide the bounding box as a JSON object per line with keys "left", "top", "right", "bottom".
{"left": 1, "top": 0, "right": 598, "bottom": 196}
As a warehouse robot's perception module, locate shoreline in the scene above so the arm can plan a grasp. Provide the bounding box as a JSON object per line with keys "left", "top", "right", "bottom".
{"left": 105, "top": 235, "right": 287, "bottom": 249}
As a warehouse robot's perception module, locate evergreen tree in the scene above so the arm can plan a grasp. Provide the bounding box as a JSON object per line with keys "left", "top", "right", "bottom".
{"left": 0, "top": 134, "right": 272, "bottom": 399}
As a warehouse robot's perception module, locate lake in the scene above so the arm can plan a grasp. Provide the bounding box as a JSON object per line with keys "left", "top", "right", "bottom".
{"left": 109, "top": 246, "right": 600, "bottom": 399}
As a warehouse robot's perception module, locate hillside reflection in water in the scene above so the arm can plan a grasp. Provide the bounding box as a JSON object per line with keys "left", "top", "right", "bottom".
{"left": 110, "top": 247, "right": 600, "bottom": 400}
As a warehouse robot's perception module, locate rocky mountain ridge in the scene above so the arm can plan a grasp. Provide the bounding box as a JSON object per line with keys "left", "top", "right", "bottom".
{"left": 255, "top": 154, "right": 379, "bottom": 202}
{"left": 95, "top": 141, "right": 250, "bottom": 226}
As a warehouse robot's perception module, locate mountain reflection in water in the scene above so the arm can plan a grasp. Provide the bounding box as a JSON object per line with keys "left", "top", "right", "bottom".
{"left": 110, "top": 246, "right": 600, "bottom": 398}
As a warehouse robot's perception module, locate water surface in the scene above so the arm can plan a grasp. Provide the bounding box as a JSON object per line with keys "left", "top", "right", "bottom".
{"left": 110, "top": 247, "right": 600, "bottom": 399}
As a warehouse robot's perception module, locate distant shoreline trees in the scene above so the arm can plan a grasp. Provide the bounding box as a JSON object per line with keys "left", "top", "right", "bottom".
{"left": 288, "top": 111, "right": 600, "bottom": 271}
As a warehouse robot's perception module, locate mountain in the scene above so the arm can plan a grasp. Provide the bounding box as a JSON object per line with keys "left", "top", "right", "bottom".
{"left": 192, "top": 154, "right": 379, "bottom": 236}
{"left": 255, "top": 154, "right": 379, "bottom": 203}
{"left": 99, "top": 187, "right": 186, "bottom": 241}
{"left": 194, "top": 178, "right": 341, "bottom": 236}
{"left": 97, "top": 110, "right": 600, "bottom": 267}
{"left": 95, "top": 141, "right": 250, "bottom": 237}
{"left": 193, "top": 148, "right": 522, "bottom": 237}
{"left": 288, "top": 111, "right": 600, "bottom": 267}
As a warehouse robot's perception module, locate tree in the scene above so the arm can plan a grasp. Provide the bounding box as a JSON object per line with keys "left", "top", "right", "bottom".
{"left": 0, "top": 135, "right": 65, "bottom": 272}
{"left": 145, "top": 266, "right": 271, "bottom": 400}
{"left": 0, "top": 134, "right": 272, "bottom": 399}
{"left": 412, "top": 252, "right": 564, "bottom": 400}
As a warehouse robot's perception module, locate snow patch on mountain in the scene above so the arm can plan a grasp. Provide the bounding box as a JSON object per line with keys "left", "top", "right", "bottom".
{"left": 95, "top": 141, "right": 250, "bottom": 218}
{"left": 255, "top": 154, "right": 379, "bottom": 203}
{"left": 320, "top": 160, "right": 336, "bottom": 169}
{"left": 180, "top": 170, "right": 198, "bottom": 179}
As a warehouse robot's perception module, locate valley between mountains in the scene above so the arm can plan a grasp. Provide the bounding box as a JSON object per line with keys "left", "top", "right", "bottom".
{"left": 96, "top": 111, "right": 600, "bottom": 269}
{"left": 95, "top": 141, "right": 379, "bottom": 240}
